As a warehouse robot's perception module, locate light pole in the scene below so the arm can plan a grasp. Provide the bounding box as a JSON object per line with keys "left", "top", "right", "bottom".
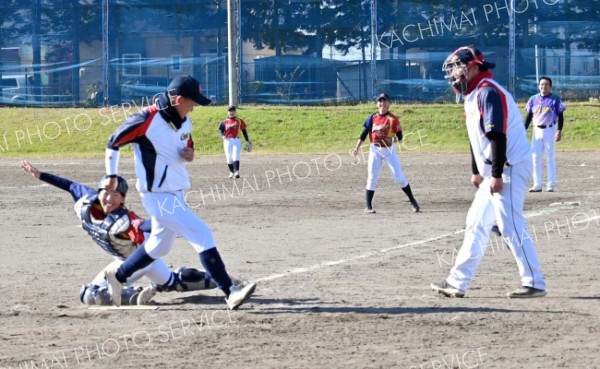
{"left": 534, "top": 16, "right": 539, "bottom": 83}
{"left": 227, "top": 0, "right": 239, "bottom": 107}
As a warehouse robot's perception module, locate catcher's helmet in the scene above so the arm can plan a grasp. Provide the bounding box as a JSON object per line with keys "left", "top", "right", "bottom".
{"left": 442, "top": 46, "right": 496, "bottom": 95}
{"left": 98, "top": 175, "right": 129, "bottom": 196}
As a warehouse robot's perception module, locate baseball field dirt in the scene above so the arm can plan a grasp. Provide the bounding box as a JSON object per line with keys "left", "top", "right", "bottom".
{"left": 1, "top": 151, "right": 599, "bottom": 369}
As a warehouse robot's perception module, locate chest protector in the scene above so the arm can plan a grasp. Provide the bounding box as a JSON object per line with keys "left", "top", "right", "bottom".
{"left": 78, "top": 194, "right": 136, "bottom": 259}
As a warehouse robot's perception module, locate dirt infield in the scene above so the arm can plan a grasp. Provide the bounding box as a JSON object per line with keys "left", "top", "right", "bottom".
{"left": 1, "top": 151, "right": 599, "bottom": 369}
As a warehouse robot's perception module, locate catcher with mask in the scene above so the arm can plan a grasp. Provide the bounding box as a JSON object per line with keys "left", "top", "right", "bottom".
{"left": 431, "top": 46, "right": 546, "bottom": 299}
{"left": 21, "top": 160, "right": 220, "bottom": 306}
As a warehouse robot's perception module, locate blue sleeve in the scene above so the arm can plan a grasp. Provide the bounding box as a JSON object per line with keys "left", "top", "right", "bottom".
{"left": 554, "top": 96, "right": 566, "bottom": 114}
{"left": 219, "top": 122, "right": 225, "bottom": 136}
{"left": 139, "top": 219, "right": 152, "bottom": 233}
{"left": 478, "top": 87, "right": 505, "bottom": 134}
{"left": 39, "top": 172, "right": 96, "bottom": 202}
{"left": 525, "top": 95, "right": 536, "bottom": 113}
{"left": 359, "top": 115, "right": 373, "bottom": 141}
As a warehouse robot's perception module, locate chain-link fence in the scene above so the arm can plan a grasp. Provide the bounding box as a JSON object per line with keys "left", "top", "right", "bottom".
{"left": 1, "top": 0, "right": 599, "bottom": 107}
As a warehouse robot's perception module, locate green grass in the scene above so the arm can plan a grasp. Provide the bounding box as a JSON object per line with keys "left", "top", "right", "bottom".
{"left": 0, "top": 102, "right": 598, "bottom": 158}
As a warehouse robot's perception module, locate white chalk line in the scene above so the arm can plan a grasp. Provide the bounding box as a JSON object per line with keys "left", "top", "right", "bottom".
{"left": 254, "top": 229, "right": 466, "bottom": 283}
{"left": 253, "top": 202, "right": 589, "bottom": 284}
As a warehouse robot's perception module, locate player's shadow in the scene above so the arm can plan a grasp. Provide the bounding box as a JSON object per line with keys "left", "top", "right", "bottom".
{"left": 160, "top": 294, "right": 225, "bottom": 306}
{"left": 570, "top": 296, "right": 600, "bottom": 300}
{"left": 248, "top": 298, "right": 564, "bottom": 315}
{"left": 153, "top": 294, "right": 323, "bottom": 308}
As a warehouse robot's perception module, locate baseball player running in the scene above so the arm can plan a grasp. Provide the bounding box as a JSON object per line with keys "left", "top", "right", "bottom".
{"left": 431, "top": 46, "right": 546, "bottom": 298}
{"left": 525, "top": 76, "right": 566, "bottom": 192}
{"left": 103, "top": 75, "right": 256, "bottom": 309}
{"left": 20, "top": 160, "right": 217, "bottom": 306}
{"left": 220, "top": 105, "right": 252, "bottom": 178}
{"left": 351, "top": 93, "right": 420, "bottom": 214}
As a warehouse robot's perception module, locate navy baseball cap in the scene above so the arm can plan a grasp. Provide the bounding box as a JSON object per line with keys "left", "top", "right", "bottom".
{"left": 167, "top": 75, "right": 211, "bottom": 106}
{"left": 376, "top": 93, "right": 390, "bottom": 101}
{"left": 227, "top": 105, "right": 236, "bottom": 111}
{"left": 98, "top": 175, "right": 129, "bottom": 196}
{"left": 450, "top": 46, "right": 496, "bottom": 70}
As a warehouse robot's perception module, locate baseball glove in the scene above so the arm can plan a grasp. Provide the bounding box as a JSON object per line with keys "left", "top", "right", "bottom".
{"left": 244, "top": 141, "right": 253, "bottom": 152}
{"left": 107, "top": 212, "right": 134, "bottom": 250}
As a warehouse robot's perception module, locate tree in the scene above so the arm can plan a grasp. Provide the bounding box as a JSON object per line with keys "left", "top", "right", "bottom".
{"left": 0, "top": 0, "right": 32, "bottom": 102}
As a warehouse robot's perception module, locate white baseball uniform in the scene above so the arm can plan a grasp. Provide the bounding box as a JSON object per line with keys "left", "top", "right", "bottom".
{"left": 446, "top": 73, "right": 546, "bottom": 292}
{"left": 106, "top": 101, "right": 216, "bottom": 259}
{"left": 526, "top": 93, "right": 566, "bottom": 190}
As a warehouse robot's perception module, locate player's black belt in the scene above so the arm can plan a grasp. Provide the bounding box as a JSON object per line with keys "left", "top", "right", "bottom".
{"left": 536, "top": 125, "right": 553, "bottom": 129}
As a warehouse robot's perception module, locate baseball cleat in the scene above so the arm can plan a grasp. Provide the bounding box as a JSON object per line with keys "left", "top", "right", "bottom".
{"left": 431, "top": 280, "right": 465, "bottom": 298}
{"left": 410, "top": 200, "right": 420, "bottom": 213}
{"left": 528, "top": 187, "right": 542, "bottom": 193}
{"left": 234, "top": 171, "right": 240, "bottom": 178}
{"left": 506, "top": 286, "right": 547, "bottom": 298}
{"left": 104, "top": 267, "right": 123, "bottom": 307}
{"left": 137, "top": 285, "right": 157, "bottom": 305}
{"left": 546, "top": 186, "right": 555, "bottom": 192}
{"left": 225, "top": 282, "right": 257, "bottom": 310}
{"left": 363, "top": 208, "right": 376, "bottom": 214}
{"left": 228, "top": 172, "right": 234, "bottom": 178}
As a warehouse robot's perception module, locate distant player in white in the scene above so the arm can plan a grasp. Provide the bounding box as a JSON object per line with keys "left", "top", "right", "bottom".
{"left": 219, "top": 105, "right": 252, "bottom": 178}
{"left": 103, "top": 75, "right": 256, "bottom": 309}
{"left": 525, "top": 77, "right": 566, "bottom": 192}
{"left": 432, "top": 46, "right": 546, "bottom": 298}
{"left": 351, "top": 93, "right": 420, "bottom": 214}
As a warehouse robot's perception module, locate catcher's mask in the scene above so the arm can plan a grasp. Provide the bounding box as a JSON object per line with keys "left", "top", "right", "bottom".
{"left": 442, "top": 46, "right": 495, "bottom": 95}
{"left": 98, "top": 175, "right": 129, "bottom": 197}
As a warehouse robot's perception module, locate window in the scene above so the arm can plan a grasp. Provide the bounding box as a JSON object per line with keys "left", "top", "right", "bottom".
{"left": 170, "top": 55, "right": 182, "bottom": 72}
{"left": 122, "top": 53, "right": 142, "bottom": 76}
{"left": 0, "top": 78, "right": 18, "bottom": 89}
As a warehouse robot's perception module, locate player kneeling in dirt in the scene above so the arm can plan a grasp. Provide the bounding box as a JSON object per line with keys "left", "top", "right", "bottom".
{"left": 21, "top": 160, "right": 221, "bottom": 306}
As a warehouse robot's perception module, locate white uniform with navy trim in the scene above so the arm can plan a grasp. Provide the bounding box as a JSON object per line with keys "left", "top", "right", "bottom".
{"left": 106, "top": 97, "right": 216, "bottom": 260}
{"left": 447, "top": 77, "right": 546, "bottom": 292}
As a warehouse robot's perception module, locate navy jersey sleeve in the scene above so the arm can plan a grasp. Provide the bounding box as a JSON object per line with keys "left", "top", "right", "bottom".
{"left": 107, "top": 108, "right": 155, "bottom": 150}
{"left": 39, "top": 172, "right": 96, "bottom": 202}
{"left": 219, "top": 121, "right": 225, "bottom": 136}
{"left": 478, "top": 86, "right": 506, "bottom": 135}
{"left": 359, "top": 114, "right": 373, "bottom": 141}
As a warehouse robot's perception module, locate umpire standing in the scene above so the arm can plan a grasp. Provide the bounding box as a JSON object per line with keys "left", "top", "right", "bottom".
{"left": 431, "top": 46, "right": 546, "bottom": 298}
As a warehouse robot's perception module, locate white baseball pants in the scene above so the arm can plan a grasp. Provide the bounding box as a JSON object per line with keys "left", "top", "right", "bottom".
{"left": 531, "top": 126, "right": 557, "bottom": 189}
{"left": 139, "top": 191, "right": 216, "bottom": 259}
{"left": 446, "top": 158, "right": 546, "bottom": 292}
{"left": 223, "top": 137, "right": 242, "bottom": 164}
{"left": 92, "top": 258, "right": 172, "bottom": 286}
{"left": 365, "top": 143, "right": 408, "bottom": 190}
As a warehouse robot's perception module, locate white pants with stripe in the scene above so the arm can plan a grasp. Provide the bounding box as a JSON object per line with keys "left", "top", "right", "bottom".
{"left": 139, "top": 191, "right": 216, "bottom": 260}
{"left": 365, "top": 143, "right": 408, "bottom": 190}
{"left": 531, "top": 126, "right": 557, "bottom": 189}
{"left": 223, "top": 137, "right": 242, "bottom": 164}
{"left": 446, "top": 157, "right": 546, "bottom": 292}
